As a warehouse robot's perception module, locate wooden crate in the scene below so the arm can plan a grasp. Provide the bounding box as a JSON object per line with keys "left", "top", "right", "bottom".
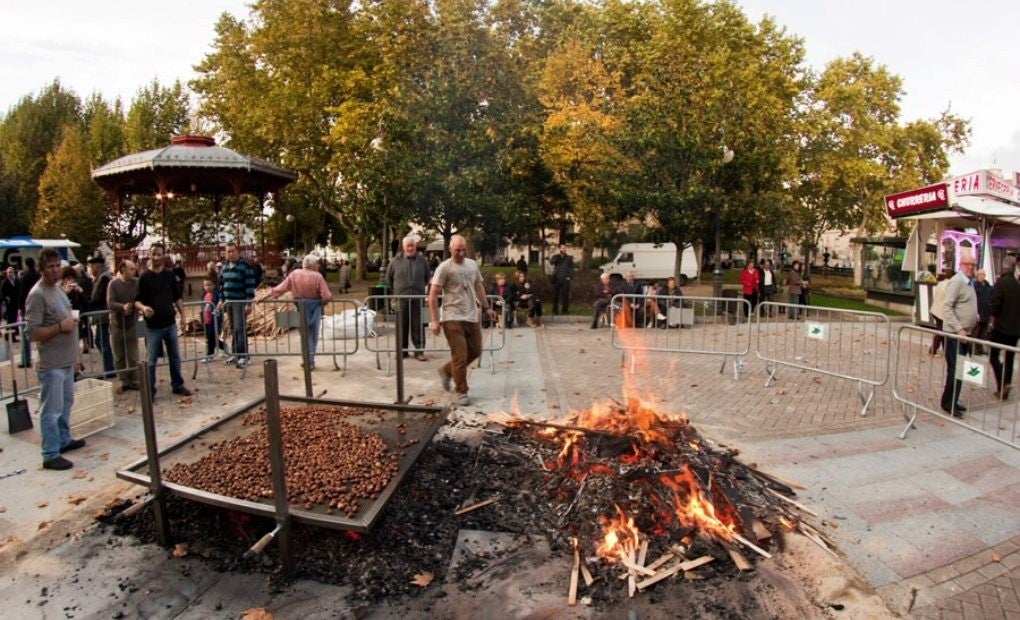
{"left": 71, "top": 378, "right": 115, "bottom": 438}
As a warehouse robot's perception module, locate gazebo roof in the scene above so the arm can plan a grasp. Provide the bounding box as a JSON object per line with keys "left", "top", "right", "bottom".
{"left": 91, "top": 135, "right": 297, "bottom": 197}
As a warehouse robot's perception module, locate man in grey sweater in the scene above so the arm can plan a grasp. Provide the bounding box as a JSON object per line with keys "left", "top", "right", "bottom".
{"left": 386, "top": 236, "right": 431, "bottom": 360}
{"left": 940, "top": 253, "right": 979, "bottom": 417}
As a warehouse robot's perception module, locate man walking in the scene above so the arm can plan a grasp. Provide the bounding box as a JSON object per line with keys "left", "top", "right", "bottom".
{"left": 87, "top": 256, "right": 115, "bottom": 377}
{"left": 1, "top": 266, "right": 20, "bottom": 342}
{"left": 218, "top": 242, "right": 257, "bottom": 367}
{"left": 428, "top": 235, "right": 495, "bottom": 406}
{"left": 989, "top": 255, "right": 1020, "bottom": 400}
{"left": 135, "top": 243, "right": 192, "bottom": 399}
{"left": 386, "top": 236, "right": 430, "bottom": 361}
{"left": 940, "top": 253, "right": 978, "bottom": 417}
{"left": 25, "top": 248, "right": 84, "bottom": 470}
{"left": 550, "top": 245, "right": 574, "bottom": 316}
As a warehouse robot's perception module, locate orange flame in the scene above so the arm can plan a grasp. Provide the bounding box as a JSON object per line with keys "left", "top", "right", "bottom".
{"left": 596, "top": 505, "right": 642, "bottom": 562}
{"left": 661, "top": 468, "right": 737, "bottom": 541}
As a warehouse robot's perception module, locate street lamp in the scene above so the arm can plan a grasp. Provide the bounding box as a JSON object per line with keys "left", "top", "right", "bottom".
{"left": 712, "top": 146, "right": 735, "bottom": 300}
{"left": 286, "top": 213, "right": 296, "bottom": 251}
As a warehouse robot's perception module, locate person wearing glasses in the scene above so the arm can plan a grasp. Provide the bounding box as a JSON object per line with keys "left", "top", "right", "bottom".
{"left": 940, "top": 253, "right": 978, "bottom": 417}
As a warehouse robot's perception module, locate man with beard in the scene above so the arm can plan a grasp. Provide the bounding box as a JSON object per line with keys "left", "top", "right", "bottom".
{"left": 134, "top": 243, "right": 192, "bottom": 400}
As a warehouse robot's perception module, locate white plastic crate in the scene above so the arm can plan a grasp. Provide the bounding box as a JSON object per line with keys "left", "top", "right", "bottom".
{"left": 71, "top": 378, "right": 115, "bottom": 438}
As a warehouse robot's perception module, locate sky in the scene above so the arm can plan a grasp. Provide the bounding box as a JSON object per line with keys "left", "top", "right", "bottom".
{"left": 2, "top": 0, "right": 1018, "bottom": 181}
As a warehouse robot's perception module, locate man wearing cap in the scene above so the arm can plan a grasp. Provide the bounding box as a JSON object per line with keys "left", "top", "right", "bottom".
{"left": 88, "top": 256, "right": 115, "bottom": 377}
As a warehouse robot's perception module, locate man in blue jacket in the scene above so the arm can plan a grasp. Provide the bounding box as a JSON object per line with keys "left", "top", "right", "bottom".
{"left": 218, "top": 242, "right": 257, "bottom": 367}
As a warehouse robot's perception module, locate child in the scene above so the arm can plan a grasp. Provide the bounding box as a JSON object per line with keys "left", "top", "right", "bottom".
{"left": 202, "top": 279, "right": 217, "bottom": 360}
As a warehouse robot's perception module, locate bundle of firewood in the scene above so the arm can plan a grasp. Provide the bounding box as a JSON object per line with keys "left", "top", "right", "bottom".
{"left": 244, "top": 288, "right": 297, "bottom": 338}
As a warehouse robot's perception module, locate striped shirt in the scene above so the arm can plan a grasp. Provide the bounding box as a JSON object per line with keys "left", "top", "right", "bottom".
{"left": 220, "top": 259, "right": 256, "bottom": 301}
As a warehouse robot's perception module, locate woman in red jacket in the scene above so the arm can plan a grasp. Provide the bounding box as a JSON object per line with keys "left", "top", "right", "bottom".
{"left": 740, "top": 261, "right": 760, "bottom": 320}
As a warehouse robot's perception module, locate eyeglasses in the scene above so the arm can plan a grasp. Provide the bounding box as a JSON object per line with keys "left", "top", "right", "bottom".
{"left": 961, "top": 261, "right": 977, "bottom": 266}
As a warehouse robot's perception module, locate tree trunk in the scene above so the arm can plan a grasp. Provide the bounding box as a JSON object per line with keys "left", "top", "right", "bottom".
{"left": 355, "top": 233, "right": 369, "bottom": 281}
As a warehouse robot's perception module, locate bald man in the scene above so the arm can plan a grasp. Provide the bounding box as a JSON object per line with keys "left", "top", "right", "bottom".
{"left": 428, "top": 236, "right": 495, "bottom": 406}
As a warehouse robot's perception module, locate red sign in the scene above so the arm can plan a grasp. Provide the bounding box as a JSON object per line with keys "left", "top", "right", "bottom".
{"left": 885, "top": 183, "right": 949, "bottom": 218}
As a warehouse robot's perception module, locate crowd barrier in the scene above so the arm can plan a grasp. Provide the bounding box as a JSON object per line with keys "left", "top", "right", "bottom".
{"left": 754, "top": 301, "right": 891, "bottom": 416}
{"left": 361, "top": 294, "right": 506, "bottom": 377}
{"left": 0, "top": 322, "right": 37, "bottom": 400}
{"left": 609, "top": 293, "right": 751, "bottom": 380}
{"left": 892, "top": 324, "right": 1019, "bottom": 450}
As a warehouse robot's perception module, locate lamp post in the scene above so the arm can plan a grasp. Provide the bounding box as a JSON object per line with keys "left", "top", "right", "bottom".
{"left": 286, "top": 214, "right": 296, "bottom": 251}
{"left": 712, "top": 146, "right": 735, "bottom": 300}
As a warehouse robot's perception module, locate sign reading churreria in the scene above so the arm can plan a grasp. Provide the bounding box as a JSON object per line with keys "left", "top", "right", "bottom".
{"left": 885, "top": 183, "right": 949, "bottom": 218}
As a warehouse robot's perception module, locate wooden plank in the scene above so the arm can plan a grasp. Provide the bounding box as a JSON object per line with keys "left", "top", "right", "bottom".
{"left": 454, "top": 496, "right": 500, "bottom": 516}
{"left": 727, "top": 547, "right": 753, "bottom": 571}
{"left": 568, "top": 545, "right": 579, "bottom": 606}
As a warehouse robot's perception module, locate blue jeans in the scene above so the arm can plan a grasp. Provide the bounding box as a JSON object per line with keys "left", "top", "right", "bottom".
{"left": 226, "top": 302, "right": 249, "bottom": 358}
{"left": 144, "top": 324, "right": 185, "bottom": 394}
{"left": 299, "top": 300, "right": 323, "bottom": 366}
{"left": 37, "top": 366, "right": 74, "bottom": 461}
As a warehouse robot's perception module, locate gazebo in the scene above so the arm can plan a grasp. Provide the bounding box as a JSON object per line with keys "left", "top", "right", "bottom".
{"left": 91, "top": 135, "right": 298, "bottom": 252}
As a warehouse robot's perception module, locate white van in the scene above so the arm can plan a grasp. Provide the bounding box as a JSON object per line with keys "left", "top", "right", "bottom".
{"left": 601, "top": 242, "right": 699, "bottom": 285}
{"left": 1, "top": 237, "right": 82, "bottom": 271}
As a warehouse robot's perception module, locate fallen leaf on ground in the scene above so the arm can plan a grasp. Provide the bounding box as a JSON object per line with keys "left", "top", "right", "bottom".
{"left": 99, "top": 453, "right": 110, "bottom": 461}
{"left": 73, "top": 471, "right": 88, "bottom": 479}
{"left": 36, "top": 501, "right": 48, "bottom": 508}
{"left": 242, "top": 608, "right": 274, "bottom": 620}
{"left": 37, "top": 521, "right": 52, "bottom": 530}
{"left": 992, "top": 551, "right": 1003, "bottom": 562}
{"left": 67, "top": 495, "right": 87, "bottom": 506}
{"left": 172, "top": 542, "right": 189, "bottom": 558}
{"left": 410, "top": 572, "right": 434, "bottom": 587}
{"left": 0, "top": 506, "right": 5, "bottom": 513}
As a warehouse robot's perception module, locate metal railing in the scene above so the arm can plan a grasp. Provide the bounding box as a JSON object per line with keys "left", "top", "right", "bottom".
{"left": 754, "top": 301, "right": 891, "bottom": 416}
{"left": 892, "top": 324, "right": 1018, "bottom": 450}
{"left": 609, "top": 293, "right": 752, "bottom": 380}
{"left": 361, "top": 294, "right": 506, "bottom": 376}
{"left": 1, "top": 322, "right": 37, "bottom": 400}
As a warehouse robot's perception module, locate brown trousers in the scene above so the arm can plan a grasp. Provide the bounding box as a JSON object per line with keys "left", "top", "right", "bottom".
{"left": 441, "top": 320, "right": 482, "bottom": 394}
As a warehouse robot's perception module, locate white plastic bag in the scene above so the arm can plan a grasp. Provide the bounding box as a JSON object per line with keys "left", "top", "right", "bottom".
{"left": 323, "top": 307, "right": 376, "bottom": 339}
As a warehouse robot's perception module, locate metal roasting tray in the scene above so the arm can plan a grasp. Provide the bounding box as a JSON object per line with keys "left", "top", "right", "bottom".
{"left": 117, "top": 395, "right": 449, "bottom": 533}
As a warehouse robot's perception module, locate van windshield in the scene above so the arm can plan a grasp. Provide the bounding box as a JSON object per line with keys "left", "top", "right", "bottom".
{"left": 618, "top": 252, "right": 633, "bottom": 263}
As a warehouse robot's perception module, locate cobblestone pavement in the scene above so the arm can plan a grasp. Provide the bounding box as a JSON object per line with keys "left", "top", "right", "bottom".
{"left": 1, "top": 309, "right": 1018, "bottom": 618}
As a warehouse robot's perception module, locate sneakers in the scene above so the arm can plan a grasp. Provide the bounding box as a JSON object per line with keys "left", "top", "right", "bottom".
{"left": 235, "top": 358, "right": 251, "bottom": 368}
{"left": 438, "top": 368, "right": 452, "bottom": 392}
{"left": 43, "top": 456, "right": 73, "bottom": 470}
{"left": 59, "top": 438, "right": 86, "bottom": 453}
{"left": 224, "top": 356, "right": 237, "bottom": 365}
{"left": 414, "top": 352, "right": 427, "bottom": 362}
{"left": 455, "top": 393, "right": 471, "bottom": 406}
{"left": 656, "top": 313, "right": 667, "bottom": 321}
{"left": 173, "top": 387, "right": 193, "bottom": 397}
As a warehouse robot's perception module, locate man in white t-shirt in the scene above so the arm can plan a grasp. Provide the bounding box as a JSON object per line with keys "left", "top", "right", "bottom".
{"left": 428, "top": 235, "right": 495, "bottom": 406}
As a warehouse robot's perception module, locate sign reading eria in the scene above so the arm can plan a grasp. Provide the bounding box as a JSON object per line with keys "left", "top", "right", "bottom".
{"left": 885, "top": 183, "right": 949, "bottom": 218}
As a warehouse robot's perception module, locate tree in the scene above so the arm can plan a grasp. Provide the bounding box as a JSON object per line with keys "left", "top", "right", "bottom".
{"left": 33, "top": 126, "right": 108, "bottom": 255}
{"left": 0, "top": 81, "right": 81, "bottom": 236}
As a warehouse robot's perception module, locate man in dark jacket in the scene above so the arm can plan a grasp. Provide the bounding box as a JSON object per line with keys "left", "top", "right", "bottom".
{"left": 989, "top": 256, "right": 1020, "bottom": 400}
{"left": 18, "top": 257, "right": 40, "bottom": 367}
{"left": 88, "top": 256, "right": 115, "bottom": 376}
{"left": 386, "top": 236, "right": 430, "bottom": 360}
{"left": 1, "top": 266, "right": 20, "bottom": 342}
{"left": 550, "top": 245, "right": 574, "bottom": 316}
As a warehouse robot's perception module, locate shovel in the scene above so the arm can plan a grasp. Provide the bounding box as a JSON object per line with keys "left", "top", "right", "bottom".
{"left": 5, "top": 340, "right": 32, "bottom": 434}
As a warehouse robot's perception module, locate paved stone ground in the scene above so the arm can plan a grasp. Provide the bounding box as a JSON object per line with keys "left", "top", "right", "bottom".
{"left": 1, "top": 304, "right": 1018, "bottom": 618}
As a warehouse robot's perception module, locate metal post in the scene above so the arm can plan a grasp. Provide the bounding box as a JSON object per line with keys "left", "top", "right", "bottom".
{"left": 297, "top": 300, "right": 313, "bottom": 398}
{"left": 713, "top": 207, "right": 724, "bottom": 300}
{"left": 263, "top": 359, "right": 294, "bottom": 575}
{"left": 138, "top": 360, "right": 171, "bottom": 547}
{"left": 395, "top": 300, "right": 406, "bottom": 404}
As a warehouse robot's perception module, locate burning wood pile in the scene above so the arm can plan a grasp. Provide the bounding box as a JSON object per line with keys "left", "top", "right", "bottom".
{"left": 499, "top": 395, "right": 834, "bottom": 602}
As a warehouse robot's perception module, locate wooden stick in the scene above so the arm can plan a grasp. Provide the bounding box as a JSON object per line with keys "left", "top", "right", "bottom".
{"left": 799, "top": 527, "right": 839, "bottom": 559}
{"left": 620, "top": 556, "right": 656, "bottom": 577}
{"left": 637, "top": 539, "right": 649, "bottom": 569}
{"left": 568, "top": 545, "right": 580, "bottom": 606}
{"left": 636, "top": 556, "right": 714, "bottom": 590}
{"left": 752, "top": 520, "right": 773, "bottom": 543}
{"left": 627, "top": 547, "right": 637, "bottom": 598}
{"left": 454, "top": 496, "right": 500, "bottom": 516}
{"left": 670, "top": 544, "right": 688, "bottom": 559}
{"left": 766, "top": 488, "right": 818, "bottom": 516}
{"left": 733, "top": 533, "right": 772, "bottom": 559}
{"left": 727, "top": 547, "right": 753, "bottom": 571}
{"left": 621, "top": 552, "right": 674, "bottom": 579}
{"left": 750, "top": 467, "right": 807, "bottom": 490}
{"left": 580, "top": 561, "right": 594, "bottom": 587}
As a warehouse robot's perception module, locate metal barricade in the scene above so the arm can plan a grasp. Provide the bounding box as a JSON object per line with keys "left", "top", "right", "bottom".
{"left": 754, "top": 301, "right": 891, "bottom": 416}
{"left": 362, "top": 294, "right": 506, "bottom": 376}
{"left": 0, "top": 321, "right": 38, "bottom": 400}
{"left": 892, "top": 324, "right": 1019, "bottom": 450}
{"left": 131, "top": 301, "right": 221, "bottom": 384}
{"left": 610, "top": 293, "right": 752, "bottom": 380}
